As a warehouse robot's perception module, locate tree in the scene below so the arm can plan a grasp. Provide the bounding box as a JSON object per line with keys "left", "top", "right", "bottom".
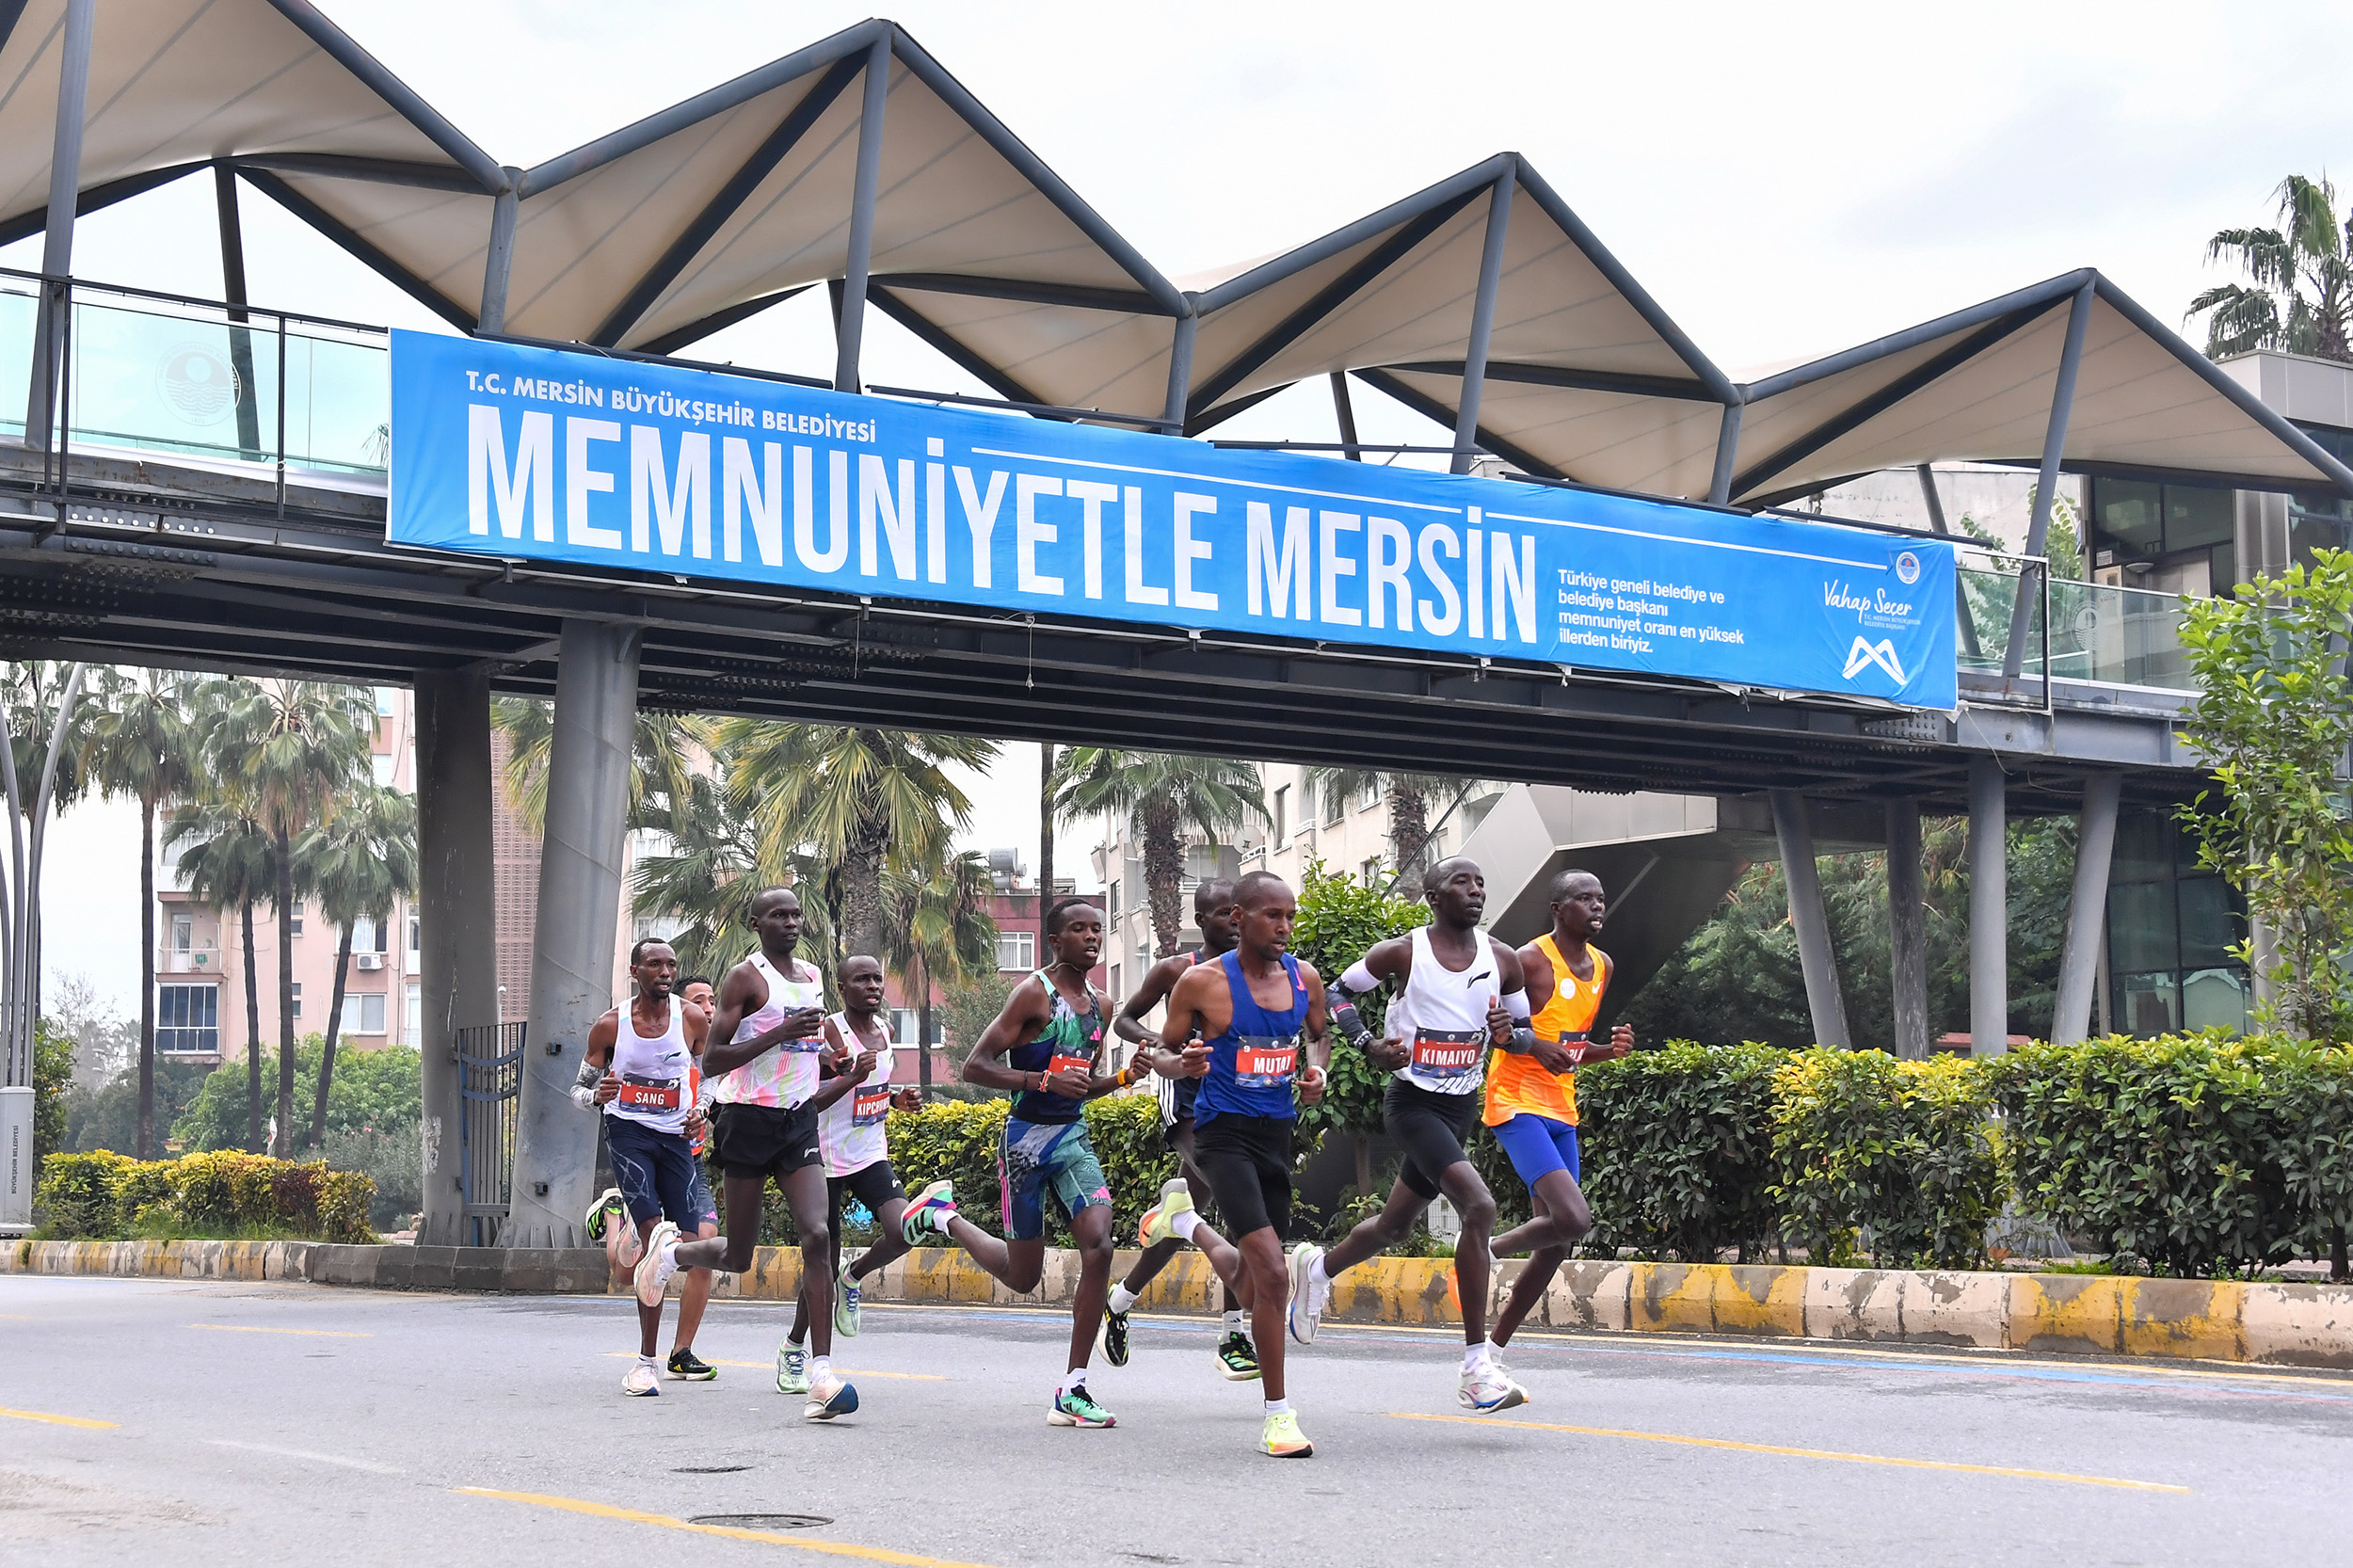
{"left": 1288, "top": 859, "right": 1430, "bottom": 1196}
{"left": 881, "top": 849, "right": 999, "bottom": 1090}
{"left": 630, "top": 757, "right": 841, "bottom": 981}
{"left": 81, "top": 667, "right": 196, "bottom": 1157}
{"left": 296, "top": 783, "right": 418, "bottom": 1150}
{"left": 1050, "top": 748, "right": 1265, "bottom": 957}
{"left": 1302, "top": 767, "right": 1478, "bottom": 888}
{"left": 2, "top": 660, "right": 96, "bottom": 1080}
{"left": 165, "top": 790, "right": 274, "bottom": 1150}
{"left": 2187, "top": 175, "right": 2353, "bottom": 363}
{"left": 492, "top": 696, "right": 709, "bottom": 836}
{"left": 2176, "top": 549, "right": 2353, "bottom": 1041}
{"left": 201, "top": 679, "right": 370, "bottom": 1154}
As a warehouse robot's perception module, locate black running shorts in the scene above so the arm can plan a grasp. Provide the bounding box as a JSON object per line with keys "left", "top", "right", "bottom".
{"left": 827, "top": 1158, "right": 904, "bottom": 1220}
{"left": 1386, "top": 1077, "right": 1481, "bottom": 1199}
{"left": 1193, "top": 1112, "right": 1293, "bottom": 1240}
{"left": 711, "top": 1099, "right": 823, "bottom": 1181}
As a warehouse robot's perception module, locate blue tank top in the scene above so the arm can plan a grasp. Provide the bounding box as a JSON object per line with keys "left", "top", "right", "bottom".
{"left": 1195, "top": 950, "right": 1307, "bottom": 1125}
{"left": 1007, "top": 968, "right": 1105, "bottom": 1125}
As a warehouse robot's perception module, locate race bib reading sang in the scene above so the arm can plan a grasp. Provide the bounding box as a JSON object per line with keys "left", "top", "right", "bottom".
{"left": 1047, "top": 1053, "right": 1095, "bottom": 1079}
{"left": 618, "top": 1073, "right": 683, "bottom": 1110}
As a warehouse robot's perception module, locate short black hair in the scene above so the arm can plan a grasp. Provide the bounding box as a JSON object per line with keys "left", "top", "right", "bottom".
{"left": 1193, "top": 876, "right": 1237, "bottom": 913}
{"left": 1548, "top": 868, "right": 1602, "bottom": 904}
{"left": 749, "top": 886, "right": 799, "bottom": 918}
{"left": 1234, "top": 870, "right": 1290, "bottom": 909}
{"left": 628, "top": 936, "right": 674, "bottom": 967}
{"left": 1046, "top": 896, "right": 1101, "bottom": 936}
{"left": 679, "top": 974, "right": 712, "bottom": 991}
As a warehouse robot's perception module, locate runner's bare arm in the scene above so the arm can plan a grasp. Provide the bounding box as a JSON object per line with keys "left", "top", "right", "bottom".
{"left": 682, "top": 1000, "right": 711, "bottom": 1058}
{"left": 1486, "top": 938, "right": 1532, "bottom": 1049}
{"left": 1514, "top": 941, "right": 1558, "bottom": 1016}
{"left": 1150, "top": 966, "right": 1223, "bottom": 1080}
{"left": 1112, "top": 953, "right": 1194, "bottom": 1047}
{"left": 960, "top": 975, "right": 1049, "bottom": 1094}
{"left": 1297, "top": 964, "right": 1331, "bottom": 1105}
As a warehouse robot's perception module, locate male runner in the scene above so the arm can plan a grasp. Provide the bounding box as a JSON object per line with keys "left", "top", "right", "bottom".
{"left": 1284, "top": 856, "right": 1529, "bottom": 1412}
{"left": 780, "top": 954, "right": 924, "bottom": 1368}
{"left": 635, "top": 888, "right": 860, "bottom": 1421}
{"left": 1484, "top": 870, "right": 1632, "bottom": 1375}
{"left": 571, "top": 938, "right": 718, "bottom": 1395}
{"left": 1099, "top": 877, "right": 1256, "bottom": 1380}
{"left": 1136, "top": 870, "right": 1329, "bottom": 1457}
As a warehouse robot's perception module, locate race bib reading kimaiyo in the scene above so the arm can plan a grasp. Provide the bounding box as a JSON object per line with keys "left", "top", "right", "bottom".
{"left": 1408, "top": 1031, "right": 1483, "bottom": 1080}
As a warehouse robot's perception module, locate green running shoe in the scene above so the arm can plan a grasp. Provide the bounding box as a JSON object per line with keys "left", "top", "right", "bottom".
{"left": 1047, "top": 1384, "right": 1116, "bottom": 1428}
{"left": 665, "top": 1348, "right": 717, "bottom": 1382}
{"left": 1098, "top": 1303, "right": 1130, "bottom": 1368}
{"left": 776, "top": 1341, "right": 808, "bottom": 1395}
{"left": 1216, "top": 1331, "right": 1261, "bottom": 1382}
{"left": 834, "top": 1249, "right": 862, "bottom": 1338}
{"left": 1260, "top": 1407, "right": 1313, "bottom": 1458}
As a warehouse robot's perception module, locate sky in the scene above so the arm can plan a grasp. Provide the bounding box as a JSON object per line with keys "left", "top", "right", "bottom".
{"left": 20, "top": 0, "right": 2353, "bottom": 1011}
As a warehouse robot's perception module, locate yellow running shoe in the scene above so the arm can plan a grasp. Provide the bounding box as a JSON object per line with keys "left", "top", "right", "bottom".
{"left": 1138, "top": 1177, "right": 1194, "bottom": 1247}
{"left": 1260, "top": 1407, "right": 1313, "bottom": 1458}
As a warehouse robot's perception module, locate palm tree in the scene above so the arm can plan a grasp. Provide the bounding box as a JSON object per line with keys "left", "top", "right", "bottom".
{"left": 81, "top": 668, "right": 197, "bottom": 1158}
{"left": 1051, "top": 748, "right": 1265, "bottom": 957}
{"left": 630, "top": 762, "right": 841, "bottom": 981}
{"left": 2188, "top": 175, "right": 2353, "bottom": 362}
{"left": 166, "top": 791, "right": 274, "bottom": 1151}
{"left": 718, "top": 722, "right": 996, "bottom": 959}
{"left": 1302, "top": 767, "right": 1481, "bottom": 888}
{"left": 492, "top": 696, "right": 710, "bottom": 835}
{"left": 3, "top": 660, "right": 98, "bottom": 1063}
{"left": 881, "top": 849, "right": 998, "bottom": 1090}
{"left": 205, "top": 680, "right": 370, "bottom": 1155}
{"left": 296, "top": 783, "right": 417, "bottom": 1149}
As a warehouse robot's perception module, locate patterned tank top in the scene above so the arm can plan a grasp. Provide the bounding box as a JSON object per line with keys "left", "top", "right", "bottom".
{"left": 710, "top": 950, "right": 827, "bottom": 1109}
{"left": 1007, "top": 968, "right": 1105, "bottom": 1126}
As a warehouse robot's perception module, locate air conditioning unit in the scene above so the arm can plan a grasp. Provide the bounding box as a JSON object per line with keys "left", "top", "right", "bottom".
{"left": 355, "top": 953, "right": 384, "bottom": 971}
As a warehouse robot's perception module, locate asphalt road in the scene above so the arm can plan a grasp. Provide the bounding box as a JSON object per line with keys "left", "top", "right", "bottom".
{"left": 3, "top": 1272, "right": 2348, "bottom": 1567}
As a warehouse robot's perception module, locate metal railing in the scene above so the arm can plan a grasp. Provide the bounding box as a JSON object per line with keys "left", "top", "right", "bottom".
{"left": 456, "top": 1021, "right": 525, "bottom": 1248}
{"left": 1958, "top": 553, "right": 2194, "bottom": 696}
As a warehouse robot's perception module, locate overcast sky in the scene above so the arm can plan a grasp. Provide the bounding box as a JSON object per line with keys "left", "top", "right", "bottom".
{"left": 24, "top": 0, "right": 2353, "bottom": 1010}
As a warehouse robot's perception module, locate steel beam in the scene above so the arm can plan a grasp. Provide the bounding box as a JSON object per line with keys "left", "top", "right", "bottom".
{"left": 876, "top": 271, "right": 1166, "bottom": 316}
{"left": 1771, "top": 789, "right": 1850, "bottom": 1048}
{"left": 1742, "top": 271, "right": 2088, "bottom": 402}
{"left": 24, "top": 0, "right": 90, "bottom": 452}
{"left": 1885, "top": 796, "right": 1929, "bottom": 1059}
{"left": 1380, "top": 360, "right": 1720, "bottom": 404}
{"left": 413, "top": 664, "right": 497, "bottom": 1244}
{"left": 2004, "top": 277, "right": 2096, "bottom": 680}
{"left": 633, "top": 285, "right": 811, "bottom": 357}
{"left": 834, "top": 37, "right": 890, "bottom": 393}
{"left": 476, "top": 173, "right": 520, "bottom": 335}
{"left": 867, "top": 286, "right": 1046, "bottom": 407}
{"left": 1331, "top": 371, "right": 1361, "bottom": 460}
{"left": 237, "top": 168, "right": 478, "bottom": 333}
{"left": 262, "top": 0, "right": 505, "bottom": 192}
{"left": 1707, "top": 402, "right": 1742, "bottom": 506}
{"left": 1351, "top": 366, "right": 1568, "bottom": 481}
{"left": 1163, "top": 308, "right": 1197, "bottom": 431}
{"left": 214, "top": 165, "right": 263, "bottom": 460}
{"left": 1451, "top": 169, "right": 1514, "bottom": 474}
{"left": 2050, "top": 773, "right": 2121, "bottom": 1046}
{"left": 228, "top": 153, "right": 488, "bottom": 193}
{"left": 1968, "top": 756, "right": 2009, "bottom": 1056}
{"left": 0, "top": 161, "right": 210, "bottom": 248}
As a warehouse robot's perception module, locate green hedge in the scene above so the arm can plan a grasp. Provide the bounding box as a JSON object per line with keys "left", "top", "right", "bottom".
{"left": 36, "top": 1150, "right": 376, "bottom": 1243}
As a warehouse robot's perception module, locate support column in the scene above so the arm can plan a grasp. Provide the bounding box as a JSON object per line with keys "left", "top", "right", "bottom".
{"left": 24, "top": 0, "right": 94, "bottom": 450}
{"left": 504, "top": 621, "right": 641, "bottom": 1248}
{"left": 832, "top": 37, "right": 891, "bottom": 393}
{"left": 1885, "top": 797, "right": 1929, "bottom": 1060}
{"left": 1330, "top": 370, "right": 1362, "bottom": 460}
{"left": 413, "top": 666, "right": 497, "bottom": 1245}
{"left": 1969, "top": 756, "right": 2009, "bottom": 1056}
{"left": 1770, "top": 789, "right": 1850, "bottom": 1048}
{"left": 1449, "top": 168, "right": 1514, "bottom": 475}
{"left": 2003, "top": 277, "right": 2096, "bottom": 680}
{"left": 2050, "top": 774, "right": 2121, "bottom": 1046}
{"left": 1707, "top": 402, "right": 1742, "bottom": 505}
{"left": 477, "top": 171, "right": 521, "bottom": 335}
{"left": 1161, "top": 307, "right": 1195, "bottom": 432}
{"left": 215, "top": 166, "right": 263, "bottom": 459}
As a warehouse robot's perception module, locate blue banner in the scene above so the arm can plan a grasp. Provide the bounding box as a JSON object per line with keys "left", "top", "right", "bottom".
{"left": 386, "top": 330, "right": 1957, "bottom": 710}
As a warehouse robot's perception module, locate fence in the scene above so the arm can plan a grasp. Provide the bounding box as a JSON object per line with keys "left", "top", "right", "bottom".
{"left": 456, "top": 1022, "right": 525, "bottom": 1248}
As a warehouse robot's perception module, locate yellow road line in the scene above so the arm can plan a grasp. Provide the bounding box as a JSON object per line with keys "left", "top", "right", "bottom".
{"left": 188, "top": 1323, "right": 371, "bottom": 1338}
{"left": 1385, "top": 1412, "right": 2190, "bottom": 1493}
{"left": 458, "top": 1487, "right": 1004, "bottom": 1566}
{"left": 600, "top": 1352, "right": 944, "bottom": 1381}
{"left": 1, "top": 1405, "right": 118, "bottom": 1430}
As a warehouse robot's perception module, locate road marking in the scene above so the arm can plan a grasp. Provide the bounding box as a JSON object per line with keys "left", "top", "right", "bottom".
{"left": 602, "top": 1352, "right": 944, "bottom": 1381}
{"left": 205, "top": 1438, "right": 402, "bottom": 1475}
{"left": 0, "top": 1406, "right": 118, "bottom": 1430}
{"left": 188, "top": 1323, "right": 372, "bottom": 1338}
{"left": 1386, "top": 1412, "right": 2190, "bottom": 1493}
{"left": 458, "top": 1487, "right": 1006, "bottom": 1565}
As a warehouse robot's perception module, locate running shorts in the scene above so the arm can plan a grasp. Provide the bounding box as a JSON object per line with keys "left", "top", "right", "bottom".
{"left": 1163, "top": 1074, "right": 1201, "bottom": 1147}
{"left": 1000, "top": 1115, "right": 1111, "bottom": 1241}
{"left": 1490, "top": 1112, "right": 1581, "bottom": 1188}
{"left": 711, "top": 1099, "right": 824, "bottom": 1181}
{"left": 1193, "top": 1112, "right": 1293, "bottom": 1240}
{"left": 1386, "top": 1077, "right": 1481, "bottom": 1200}
{"left": 607, "top": 1115, "right": 716, "bottom": 1229}
{"left": 828, "top": 1158, "right": 905, "bottom": 1221}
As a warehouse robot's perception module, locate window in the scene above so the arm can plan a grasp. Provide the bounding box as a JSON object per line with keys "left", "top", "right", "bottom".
{"left": 2106, "top": 807, "right": 2249, "bottom": 1037}
{"left": 290, "top": 982, "right": 303, "bottom": 1019}
{"left": 1108, "top": 880, "right": 1121, "bottom": 921}
{"left": 1109, "top": 964, "right": 1121, "bottom": 1001}
{"left": 405, "top": 980, "right": 421, "bottom": 1042}
{"left": 371, "top": 752, "right": 396, "bottom": 786}
{"left": 288, "top": 908, "right": 303, "bottom": 937}
{"left": 353, "top": 916, "right": 385, "bottom": 953}
{"left": 1323, "top": 784, "right": 1344, "bottom": 826}
{"left": 1359, "top": 777, "right": 1382, "bottom": 813}
{"left": 374, "top": 685, "right": 398, "bottom": 717}
{"left": 408, "top": 911, "right": 422, "bottom": 952}
{"left": 342, "top": 992, "right": 388, "bottom": 1036}
{"left": 889, "top": 1007, "right": 919, "bottom": 1047}
{"left": 156, "top": 984, "right": 219, "bottom": 1054}
{"left": 1273, "top": 786, "right": 1288, "bottom": 842}
{"left": 1362, "top": 857, "right": 1383, "bottom": 887}
{"left": 996, "top": 930, "right": 1035, "bottom": 972}
{"left": 1184, "top": 843, "right": 1222, "bottom": 881}
{"left": 170, "top": 913, "right": 192, "bottom": 952}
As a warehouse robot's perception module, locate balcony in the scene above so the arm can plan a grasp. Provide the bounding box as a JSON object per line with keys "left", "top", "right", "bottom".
{"left": 158, "top": 942, "right": 221, "bottom": 975}
{"left": 1958, "top": 561, "right": 2194, "bottom": 697}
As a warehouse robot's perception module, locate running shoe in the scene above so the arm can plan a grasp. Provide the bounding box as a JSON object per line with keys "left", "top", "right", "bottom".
{"left": 633, "top": 1220, "right": 680, "bottom": 1306}
{"left": 1259, "top": 1408, "right": 1313, "bottom": 1458}
{"left": 901, "top": 1179, "right": 958, "bottom": 1243}
{"left": 584, "top": 1187, "right": 623, "bottom": 1241}
{"left": 622, "top": 1361, "right": 661, "bottom": 1398}
{"left": 1098, "top": 1304, "right": 1131, "bottom": 1368}
{"left": 776, "top": 1342, "right": 808, "bottom": 1395}
{"left": 834, "top": 1250, "right": 862, "bottom": 1338}
{"left": 1047, "top": 1384, "right": 1116, "bottom": 1428}
{"left": 609, "top": 1218, "right": 644, "bottom": 1272}
{"left": 1458, "top": 1360, "right": 1529, "bottom": 1413}
{"left": 665, "top": 1348, "right": 717, "bottom": 1382}
{"left": 1287, "top": 1242, "right": 1327, "bottom": 1345}
{"left": 1138, "top": 1176, "right": 1193, "bottom": 1247}
{"left": 1216, "top": 1331, "right": 1261, "bottom": 1382}
{"left": 804, "top": 1371, "right": 859, "bottom": 1421}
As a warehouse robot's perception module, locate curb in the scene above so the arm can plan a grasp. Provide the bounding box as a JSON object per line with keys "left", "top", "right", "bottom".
{"left": 9, "top": 1239, "right": 2351, "bottom": 1368}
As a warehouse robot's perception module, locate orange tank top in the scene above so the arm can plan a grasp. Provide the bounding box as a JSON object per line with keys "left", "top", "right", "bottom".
{"left": 1481, "top": 935, "right": 1609, "bottom": 1127}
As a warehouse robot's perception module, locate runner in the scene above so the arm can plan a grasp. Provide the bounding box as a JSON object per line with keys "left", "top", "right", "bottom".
{"left": 570, "top": 937, "right": 718, "bottom": 1396}
{"left": 634, "top": 888, "right": 859, "bottom": 1422}
{"left": 1137, "top": 870, "right": 1329, "bottom": 1457}
{"left": 780, "top": 954, "right": 924, "bottom": 1361}
{"left": 1485, "top": 869, "right": 1632, "bottom": 1370}
{"left": 1283, "top": 856, "right": 1529, "bottom": 1412}
{"left": 1099, "top": 877, "right": 1256, "bottom": 1381}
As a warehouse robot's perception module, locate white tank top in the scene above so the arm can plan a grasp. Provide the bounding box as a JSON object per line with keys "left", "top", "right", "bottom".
{"left": 1388, "top": 924, "right": 1498, "bottom": 1096}
{"left": 815, "top": 1011, "right": 896, "bottom": 1177}
{"left": 605, "top": 995, "right": 694, "bottom": 1136}
{"left": 712, "top": 950, "right": 827, "bottom": 1108}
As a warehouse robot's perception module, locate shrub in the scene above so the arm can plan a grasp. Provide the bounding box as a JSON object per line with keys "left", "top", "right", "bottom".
{"left": 1576, "top": 1041, "right": 1784, "bottom": 1262}
{"left": 33, "top": 1149, "right": 375, "bottom": 1243}
{"left": 35, "top": 1151, "right": 135, "bottom": 1237}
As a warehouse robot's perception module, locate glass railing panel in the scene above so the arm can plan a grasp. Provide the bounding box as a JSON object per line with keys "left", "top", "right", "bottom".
{"left": 65, "top": 294, "right": 283, "bottom": 469}
{"left": 283, "top": 327, "right": 389, "bottom": 477}
{"left": 0, "top": 279, "right": 33, "bottom": 443}
{"left": 2048, "top": 578, "right": 2193, "bottom": 691}
{"left": 1957, "top": 565, "right": 2039, "bottom": 675}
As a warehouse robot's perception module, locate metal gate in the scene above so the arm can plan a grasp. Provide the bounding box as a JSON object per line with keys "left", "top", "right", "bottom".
{"left": 456, "top": 1023, "right": 525, "bottom": 1247}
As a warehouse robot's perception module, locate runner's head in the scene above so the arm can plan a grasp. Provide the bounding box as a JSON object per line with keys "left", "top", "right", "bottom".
{"left": 1194, "top": 877, "right": 1240, "bottom": 954}
{"left": 1422, "top": 856, "right": 1486, "bottom": 929}
{"left": 1046, "top": 897, "right": 1104, "bottom": 972}
{"left": 1232, "top": 870, "right": 1296, "bottom": 960}
{"left": 680, "top": 975, "right": 715, "bottom": 1011}
{"left": 748, "top": 886, "right": 804, "bottom": 957}
{"left": 629, "top": 937, "right": 679, "bottom": 1001}
{"left": 1549, "top": 869, "right": 1606, "bottom": 942}
{"left": 840, "top": 953, "right": 886, "bottom": 1017}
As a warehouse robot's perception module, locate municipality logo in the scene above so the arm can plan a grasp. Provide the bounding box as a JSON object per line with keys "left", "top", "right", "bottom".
{"left": 1843, "top": 636, "right": 1906, "bottom": 683}
{"left": 1896, "top": 551, "right": 1921, "bottom": 584}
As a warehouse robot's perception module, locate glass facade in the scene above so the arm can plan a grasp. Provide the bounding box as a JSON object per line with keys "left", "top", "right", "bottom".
{"left": 2105, "top": 808, "right": 2249, "bottom": 1036}
{"left": 2088, "top": 476, "right": 2236, "bottom": 593}
{"left": 2288, "top": 423, "right": 2353, "bottom": 567}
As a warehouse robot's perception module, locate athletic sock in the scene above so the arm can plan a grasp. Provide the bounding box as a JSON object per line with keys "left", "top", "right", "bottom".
{"left": 788, "top": 1329, "right": 807, "bottom": 1348}
{"left": 1462, "top": 1343, "right": 1487, "bottom": 1372}
{"left": 637, "top": 1353, "right": 657, "bottom": 1368}
{"left": 660, "top": 1240, "right": 680, "bottom": 1270}
{"left": 1222, "top": 1309, "right": 1243, "bottom": 1336}
{"left": 1058, "top": 1366, "right": 1088, "bottom": 1397}
{"left": 1108, "top": 1283, "right": 1141, "bottom": 1314}
{"left": 1263, "top": 1397, "right": 1291, "bottom": 1416}
{"left": 1309, "top": 1256, "right": 1330, "bottom": 1289}
{"left": 810, "top": 1356, "right": 831, "bottom": 1383}
{"left": 1169, "top": 1209, "right": 1200, "bottom": 1242}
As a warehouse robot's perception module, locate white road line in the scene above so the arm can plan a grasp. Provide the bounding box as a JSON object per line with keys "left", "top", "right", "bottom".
{"left": 205, "top": 1438, "right": 404, "bottom": 1475}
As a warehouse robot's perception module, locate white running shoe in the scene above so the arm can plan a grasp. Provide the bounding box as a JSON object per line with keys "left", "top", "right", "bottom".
{"left": 610, "top": 1218, "right": 644, "bottom": 1272}
{"left": 834, "top": 1249, "right": 862, "bottom": 1338}
{"left": 1287, "top": 1243, "right": 1327, "bottom": 1345}
{"left": 1458, "top": 1359, "right": 1528, "bottom": 1413}
{"left": 776, "top": 1342, "right": 808, "bottom": 1395}
{"left": 622, "top": 1361, "right": 660, "bottom": 1397}
{"left": 1138, "top": 1177, "right": 1193, "bottom": 1247}
{"left": 633, "top": 1220, "right": 680, "bottom": 1306}
{"left": 804, "top": 1371, "right": 859, "bottom": 1421}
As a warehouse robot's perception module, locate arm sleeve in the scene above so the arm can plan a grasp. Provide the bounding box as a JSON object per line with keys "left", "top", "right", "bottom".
{"left": 1506, "top": 989, "right": 1531, "bottom": 1021}
{"left": 1337, "top": 961, "right": 1379, "bottom": 998}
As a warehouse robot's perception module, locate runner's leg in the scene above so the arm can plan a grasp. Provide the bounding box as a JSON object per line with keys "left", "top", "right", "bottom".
{"left": 634, "top": 1213, "right": 666, "bottom": 1357}
{"left": 780, "top": 1162, "right": 834, "bottom": 1360}
{"left": 672, "top": 1218, "right": 718, "bottom": 1353}
{"left": 1066, "top": 1202, "right": 1115, "bottom": 1375}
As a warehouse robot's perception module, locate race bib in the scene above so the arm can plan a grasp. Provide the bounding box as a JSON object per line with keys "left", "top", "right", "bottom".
{"left": 1047, "top": 1053, "right": 1096, "bottom": 1079}
{"left": 852, "top": 1086, "right": 892, "bottom": 1126}
{"left": 1408, "top": 1031, "right": 1483, "bottom": 1080}
{"left": 1235, "top": 1039, "right": 1297, "bottom": 1087}
{"left": 618, "top": 1073, "right": 683, "bottom": 1110}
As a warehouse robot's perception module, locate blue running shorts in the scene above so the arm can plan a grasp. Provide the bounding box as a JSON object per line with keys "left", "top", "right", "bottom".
{"left": 1491, "top": 1112, "right": 1581, "bottom": 1188}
